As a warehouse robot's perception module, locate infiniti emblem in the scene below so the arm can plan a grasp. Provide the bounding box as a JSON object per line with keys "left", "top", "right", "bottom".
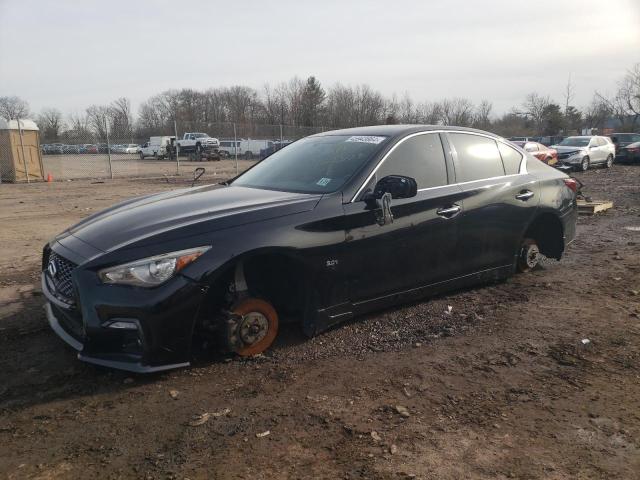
{"left": 48, "top": 259, "right": 58, "bottom": 278}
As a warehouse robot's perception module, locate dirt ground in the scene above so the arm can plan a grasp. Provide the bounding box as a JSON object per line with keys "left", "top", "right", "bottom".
{"left": 0, "top": 164, "right": 639, "bottom": 479}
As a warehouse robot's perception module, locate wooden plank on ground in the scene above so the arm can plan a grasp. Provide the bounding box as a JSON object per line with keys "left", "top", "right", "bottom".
{"left": 577, "top": 200, "right": 613, "bottom": 215}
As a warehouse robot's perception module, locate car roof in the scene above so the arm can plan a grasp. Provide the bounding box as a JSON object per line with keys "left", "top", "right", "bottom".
{"left": 314, "top": 124, "right": 500, "bottom": 140}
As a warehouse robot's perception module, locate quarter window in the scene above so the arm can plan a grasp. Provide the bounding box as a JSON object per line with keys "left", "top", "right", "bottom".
{"left": 498, "top": 143, "right": 524, "bottom": 175}
{"left": 448, "top": 133, "right": 505, "bottom": 182}
{"left": 375, "top": 133, "right": 448, "bottom": 189}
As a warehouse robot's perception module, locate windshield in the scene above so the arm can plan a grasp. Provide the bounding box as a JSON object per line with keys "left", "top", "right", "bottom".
{"left": 232, "top": 135, "right": 388, "bottom": 194}
{"left": 558, "top": 137, "right": 590, "bottom": 147}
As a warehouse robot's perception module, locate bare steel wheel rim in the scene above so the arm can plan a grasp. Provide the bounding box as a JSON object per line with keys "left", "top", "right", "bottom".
{"left": 524, "top": 244, "right": 540, "bottom": 269}
{"left": 239, "top": 312, "right": 269, "bottom": 346}
{"left": 581, "top": 157, "right": 589, "bottom": 171}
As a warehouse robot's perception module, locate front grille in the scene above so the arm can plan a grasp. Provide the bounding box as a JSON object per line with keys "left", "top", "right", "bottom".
{"left": 558, "top": 153, "right": 572, "bottom": 159}
{"left": 47, "top": 252, "right": 77, "bottom": 300}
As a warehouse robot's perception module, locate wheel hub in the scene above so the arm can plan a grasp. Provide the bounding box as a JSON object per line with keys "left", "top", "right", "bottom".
{"left": 525, "top": 244, "right": 540, "bottom": 268}
{"left": 238, "top": 312, "right": 269, "bottom": 345}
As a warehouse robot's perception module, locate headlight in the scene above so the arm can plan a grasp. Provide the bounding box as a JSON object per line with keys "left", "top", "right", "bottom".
{"left": 98, "top": 246, "right": 211, "bottom": 287}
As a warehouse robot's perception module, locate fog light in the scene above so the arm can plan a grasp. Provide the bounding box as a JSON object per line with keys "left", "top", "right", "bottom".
{"left": 105, "top": 320, "right": 138, "bottom": 330}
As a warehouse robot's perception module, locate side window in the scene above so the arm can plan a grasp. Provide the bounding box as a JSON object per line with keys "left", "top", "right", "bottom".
{"left": 448, "top": 133, "right": 505, "bottom": 182}
{"left": 375, "top": 133, "right": 448, "bottom": 189}
{"left": 599, "top": 137, "right": 608, "bottom": 146}
{"left": 498, "top": 142, "right": 524, "bottom": 175}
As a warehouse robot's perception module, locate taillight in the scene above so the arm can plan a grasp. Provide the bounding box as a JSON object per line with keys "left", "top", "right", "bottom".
{"left": 563, "top": 178, "right": 578, "bottom": 193}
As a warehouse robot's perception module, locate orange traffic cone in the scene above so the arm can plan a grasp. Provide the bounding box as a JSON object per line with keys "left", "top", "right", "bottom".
{"left": 47, "top": 173, "right": 53, "bottom": 182}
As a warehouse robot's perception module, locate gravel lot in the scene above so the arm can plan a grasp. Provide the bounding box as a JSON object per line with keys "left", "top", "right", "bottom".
{"left": 0, "top": 164, "right": 639, "bottom": 479}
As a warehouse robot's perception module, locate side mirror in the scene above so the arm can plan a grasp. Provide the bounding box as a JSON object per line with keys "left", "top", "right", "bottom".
{"left": 372, "top": 175, "right": 418, "bottom": 200}
{"left": 363, "top": 175, "right": 417, "bottom": 226}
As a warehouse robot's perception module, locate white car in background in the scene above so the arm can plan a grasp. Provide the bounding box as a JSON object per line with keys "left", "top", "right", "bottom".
{"left": 552, "top": 136, "right": 615, "bottom": 171}
{"left": 123, "top": 144, "right": 140, "bottom": 154}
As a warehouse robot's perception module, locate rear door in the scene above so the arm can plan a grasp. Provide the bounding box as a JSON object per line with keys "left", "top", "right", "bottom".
{"left": 588, "top": 137, "right": 603, "bottom": 163}
{"left": 343, "top": 132, "right": 465, "bottom": 302}
{"left": 445, "top": 132, "right": 539, "bottom": 275}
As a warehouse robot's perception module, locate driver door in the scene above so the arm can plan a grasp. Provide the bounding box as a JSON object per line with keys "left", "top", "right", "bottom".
{"left": 341, "top": 132, "right": 465, "bottom": 303}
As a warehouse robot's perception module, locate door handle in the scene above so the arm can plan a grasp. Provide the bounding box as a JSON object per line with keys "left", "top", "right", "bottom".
{"left": 515, "top": 190, "right": 534, "bottom": 201}
{"left": 436, "top": 204, "right": 461, "bottom": 218}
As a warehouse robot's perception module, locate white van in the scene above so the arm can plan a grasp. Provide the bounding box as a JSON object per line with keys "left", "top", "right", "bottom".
{"left": 139, "top": 136, "right": 175, "bottom": 159}
{"left": 218, "top": 140, "right": 241, "bottom": 157}
{"left": 239, "top": 139, "right": 274, "bottom": 159}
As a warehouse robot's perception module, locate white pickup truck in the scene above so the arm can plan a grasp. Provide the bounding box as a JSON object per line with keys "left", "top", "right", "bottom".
{"left": 176, "top": 132, "right": 220, "bottom": 160}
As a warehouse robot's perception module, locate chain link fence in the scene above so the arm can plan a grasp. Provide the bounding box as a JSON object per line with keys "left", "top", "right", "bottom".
{"left": 28, "top": 122, "right": 330, "bottom": 182}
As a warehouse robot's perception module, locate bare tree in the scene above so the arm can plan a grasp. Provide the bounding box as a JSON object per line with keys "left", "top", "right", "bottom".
{"left": 283, "top": 77, "right": 305, "bottom": 126}
{"left": 562, "top": 74, "right": 576, "bottom": 133}
{"left": 522, "top": 93, "right": 552, "bottom": 133}
{"left": 0, "top": 95, "right": 30, "bottom": 120}
{"left": 397, "top": 93, "right": 418, "bottom": 123}
{"left": 353, "top": 84, "right": 385, "bottom": 126}
{"left": 473, "top": 100, "right": 493, "bottom": 130}
{"left": 262, "top": 83, "right": 289, "bottom": 125}
{"left": 563, "top": 74, "right": 575, "bottom": 115}
{"left": 416, "top": 101, "right": 441, "bottom": 125}
{"left": 65, "top": 112, "right": 92, "bottom": 143}
{"left": 223, "top": 85, "right": 258, "bottom": 124}
{"left": 326, "top": 84, "right": 356, "bottom": 128}
{"left": 439, "top": 98, "right": 474, "bottom": 126}
{"left": 109, "top": 97, "right": 133, "bottom": 140}
{"left": 583, "top": 96, "right": 612, "bottom": 132}
{"left": 86, "top": 105, "right": 110, "bottom": 141}
{"left": 37, "top": 108, "right": 64, "bottom": 141}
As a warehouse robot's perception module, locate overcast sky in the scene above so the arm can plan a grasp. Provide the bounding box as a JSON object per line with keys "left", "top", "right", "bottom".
{"left": 1, "top": 0, "right": 639, "bottom": 117}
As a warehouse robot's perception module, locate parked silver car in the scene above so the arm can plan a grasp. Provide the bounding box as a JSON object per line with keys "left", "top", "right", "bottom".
{"left": 552, "top": 136, "right": 615, "bottom": 171}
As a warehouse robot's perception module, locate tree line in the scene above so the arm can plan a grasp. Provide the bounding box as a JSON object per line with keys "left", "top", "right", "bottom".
{"left": 1, "top": 63, "right": 638, "bottom": 143}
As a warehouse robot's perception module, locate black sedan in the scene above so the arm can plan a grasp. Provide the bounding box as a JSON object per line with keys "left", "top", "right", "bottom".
{"left": 611, "top": 132, "right": 640, "bottom": 163}
{"left": 42, "top": 125, "right": 577, "bottom": 372}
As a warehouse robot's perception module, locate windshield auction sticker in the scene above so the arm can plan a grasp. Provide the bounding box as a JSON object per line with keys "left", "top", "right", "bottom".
{"left": 346, "top": 136, "right": 386, "bottom": 144}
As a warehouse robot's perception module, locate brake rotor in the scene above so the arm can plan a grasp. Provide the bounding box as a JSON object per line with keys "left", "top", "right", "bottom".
{"left": 230, "top": 298, "right": 279, "bottom": 356}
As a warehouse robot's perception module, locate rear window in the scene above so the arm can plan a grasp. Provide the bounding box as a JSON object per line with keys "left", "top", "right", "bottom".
{"left": 448, "top": 133, "right": 505, "bottom": 182}
{"left": 498, "top": 143, "right": 523, "bottom": 175}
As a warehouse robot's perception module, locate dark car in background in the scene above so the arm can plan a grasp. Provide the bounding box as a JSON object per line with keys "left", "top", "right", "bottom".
{"left": 610, "top": 133, "right": 640, "bottom": 163}
{"left": 42, "top": 125, "right": 577, "bottom": 373}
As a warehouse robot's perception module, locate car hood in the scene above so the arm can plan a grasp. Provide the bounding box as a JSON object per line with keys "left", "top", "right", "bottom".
{"left": 552, "top": 145, "right": 588, "bottom": 153}
{"left": 62, "top": 185, "right": 321, "bottom": 253}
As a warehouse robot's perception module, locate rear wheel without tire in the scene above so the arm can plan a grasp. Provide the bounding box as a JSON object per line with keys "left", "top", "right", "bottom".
{"left": 517, "top": 238, "right": 540, "bottom": 273}
{"left": 605, "top": 154, "right": 613, "bottom": 168}
{"left": 231, "top": 298, "right": 279, "bottom": 356}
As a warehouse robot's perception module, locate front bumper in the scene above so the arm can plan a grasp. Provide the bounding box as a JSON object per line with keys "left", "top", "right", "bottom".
{"left": 42, "top": 251, "right": 209, "bottom": 373}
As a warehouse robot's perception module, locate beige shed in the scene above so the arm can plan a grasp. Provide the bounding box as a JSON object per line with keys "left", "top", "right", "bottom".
{"left": 0, "top": 118, "right": 45, "bottom": 183}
